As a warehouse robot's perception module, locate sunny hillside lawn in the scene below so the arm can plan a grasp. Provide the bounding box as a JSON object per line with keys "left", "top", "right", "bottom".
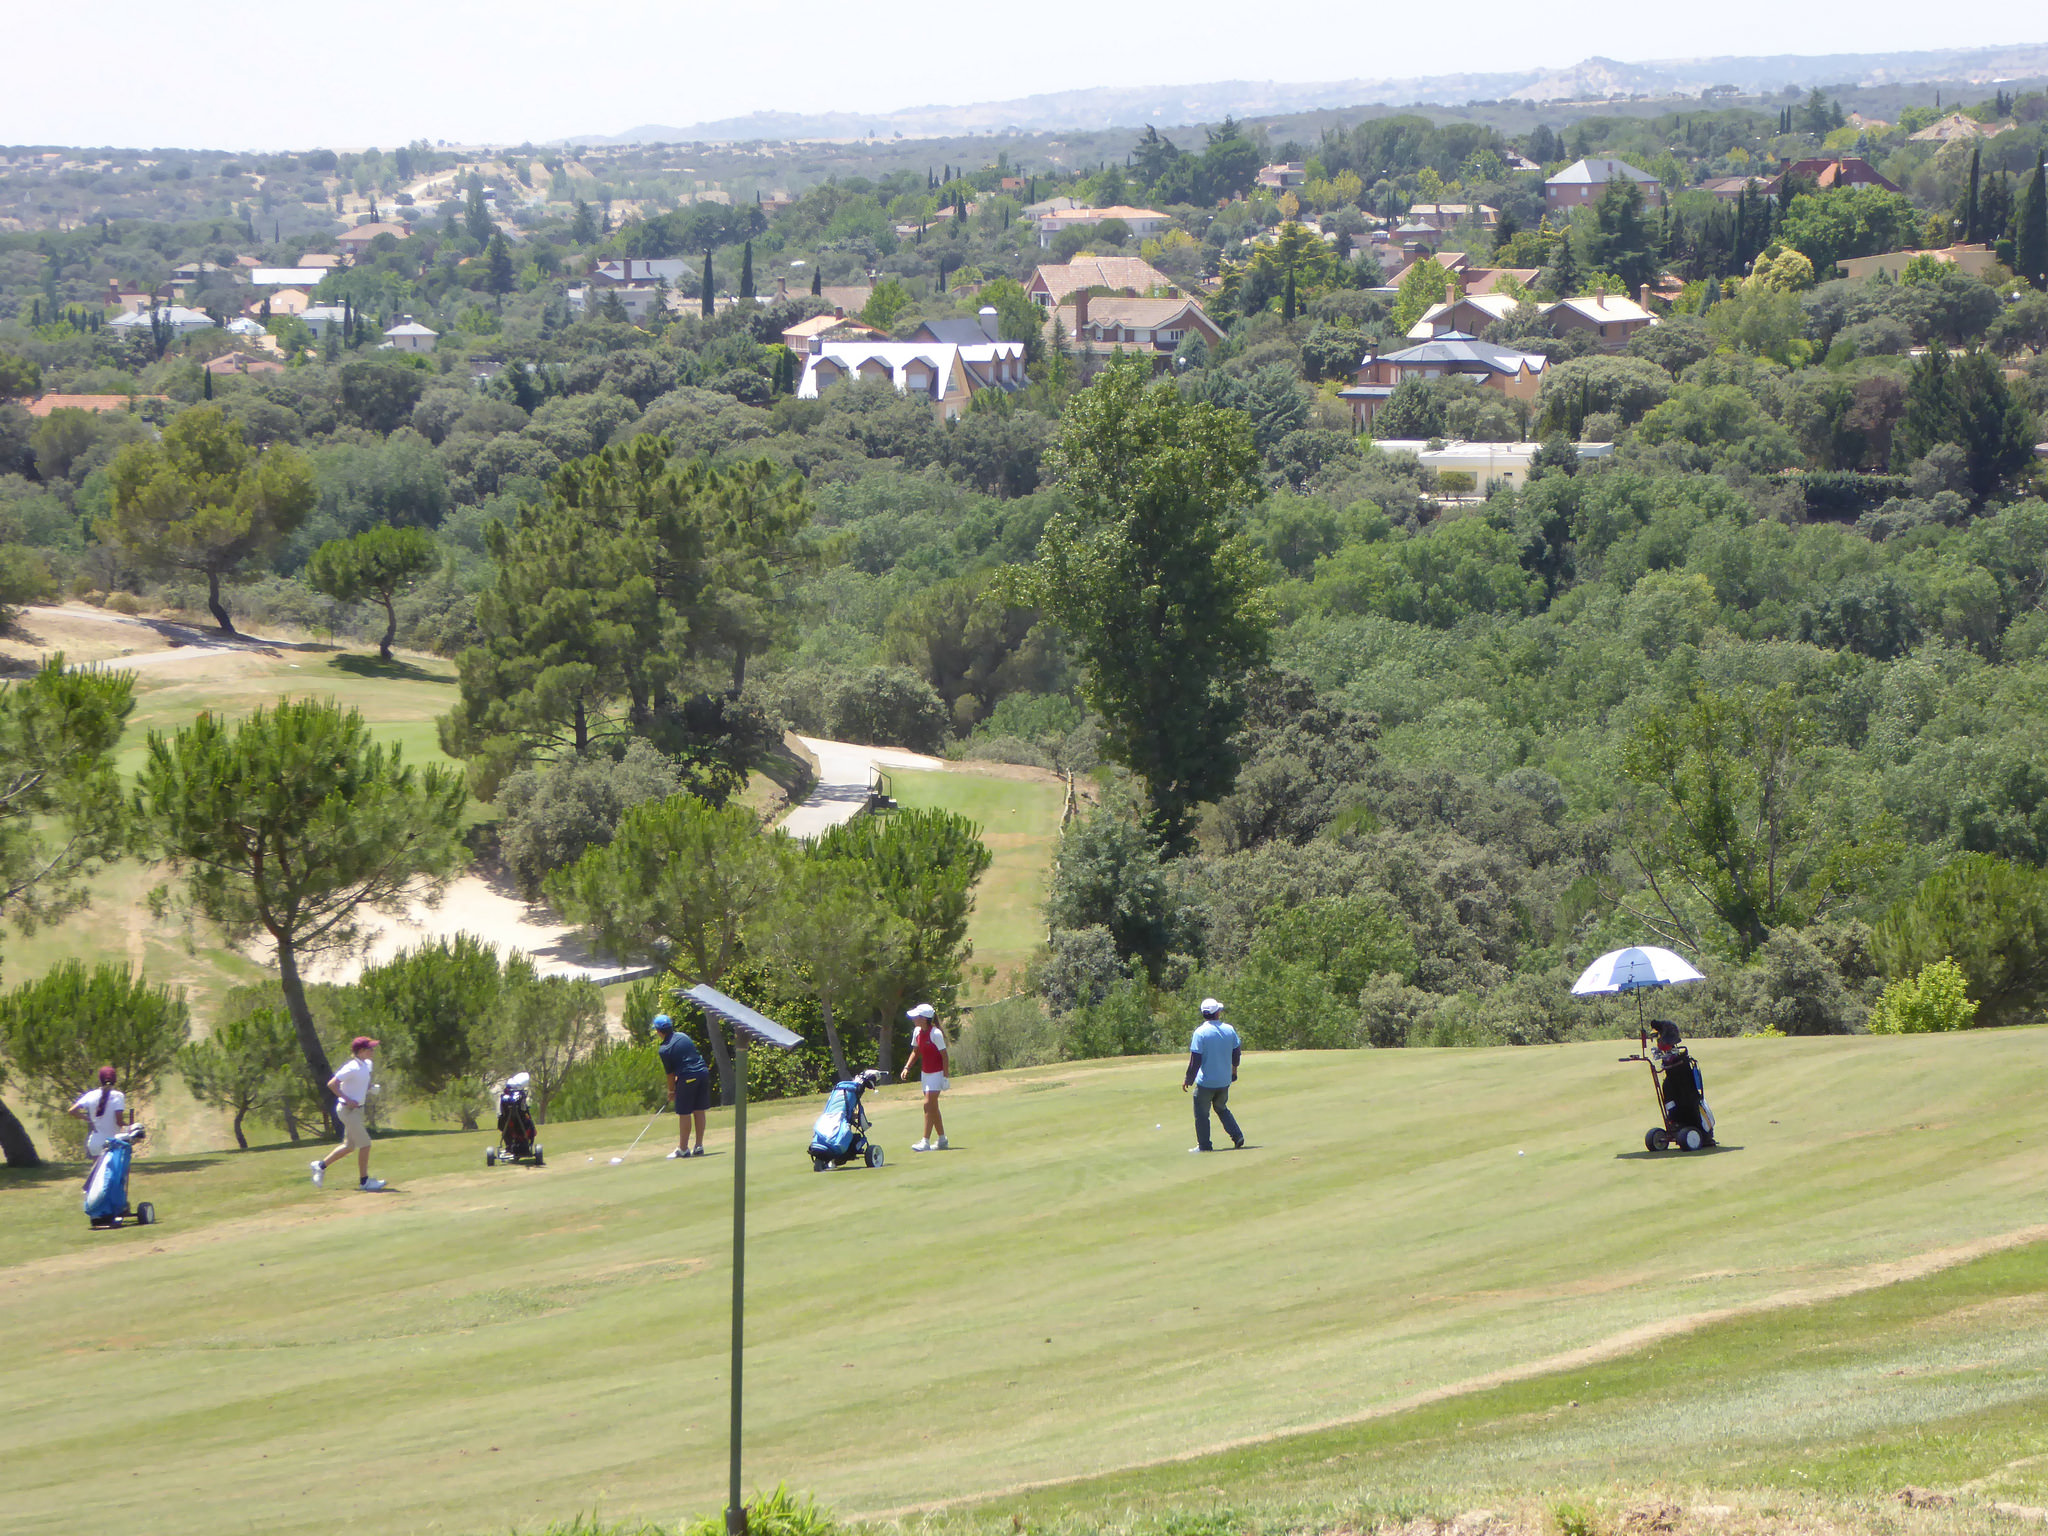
{"left": 5, "top": 1029, "right": 2047, "bottom": 1536}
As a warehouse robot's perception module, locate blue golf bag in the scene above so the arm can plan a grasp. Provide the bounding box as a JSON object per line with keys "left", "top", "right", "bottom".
{"left": 809, "top": 1069, "right": 885, "bottom": 1171}
{"left": 84, "top": 1125, "right": 154, "bottom": 1228}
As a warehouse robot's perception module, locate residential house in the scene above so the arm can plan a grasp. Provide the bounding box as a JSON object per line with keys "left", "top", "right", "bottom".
{"left": 335, "top": 221, "right": 411, "bottom": 260}
{"left": 1390, "top": 221, "right": 1448, "bottom": 251}
{"left": 249, "top": 267, "right": 328, "bottom": 288}
{"left": 999, "top": 176, "right": 1026, "bottom": 194}
{"left": 1034, "top": 205, "right": 1172, "bottom": 249}
{"left": 1462, "top": 266, "right": 1541, "bottom": 296}
{"left": 1762, "top": 157, "right": 1904, "bottom": 196}
{"left": 1908, "top": 113, "right": 2011, "bottom": 143}
{"left": 1049, "top": 291, "right": 1223, "bottom": 375}
{"left": 1377, "top": 249, "right": 1471, "bottom": 292}
{"left": 796, "top": 335, "right": 1029, "bottom": 419}
{"left": 1025, "top": 256, "right": 1175, "bottom": 309}
{"left": 1505, "top": 153, "right": 1543, "bottom": 173}
{"left": 1405, "top": 203, "right": 1499, "bottom": 232}
{"left": 300, "top": 303, "right": 350, "bottom": 335}
{"left": 1837, "top": 243, "right": 1998, "bottom": 282}
{"left": 589, "top": 257, "right": 693, "bottom": 287}
{"left": 782, "top": 311, "right": 881, "bottom": 353}
{"left": 1256, "top": 162, "right": 1308, "bottom": 191}
{"left": 203, "top": 352, "right": 286, "bottom": 378}
{"left": 23, "top": 392, "right": 164, "bottom": 418}
{"left": 382, "top": 317, "right": 438, "bottom": 353}
{"left": 909, "top": 309, "right": 1008, "bottom": 346}
{"left": 1406, "top": 291, "right": 1525, "bottom": 340}
{"left": 107, "top": 305, "right": 216, "bottom": 339}
{"left": 1544, "top": 157, "right": 1659, "bottom": 214}
{"left": 1340, "top": 333, "right": 1548, "bottom": 431}
{"left": 1701, "top": 175, "right": 1757, "bottom": 202}
{"left": 1023, "top": 195, "right": 1081, "bottom": 217}
{"left": 298, "top": 253, "right": 345, "bottom": 270}
{"left": 569, "top": 283, "right": 675, "bottom": 322}
{"left": 819, "top": 283, "right": 874, "bottom": 316}
{"left": 1542, "top": 292, "right": 1658, "bottom": 351}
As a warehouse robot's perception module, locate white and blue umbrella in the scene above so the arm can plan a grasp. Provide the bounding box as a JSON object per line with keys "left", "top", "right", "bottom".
{"left": 1570, "top": 945, "right": 1705, "bottom": 997}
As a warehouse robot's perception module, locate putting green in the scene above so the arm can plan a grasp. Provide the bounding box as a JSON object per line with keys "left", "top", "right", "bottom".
{"left": 4, "top": 1029, "right": 2046, "bottom": 1536}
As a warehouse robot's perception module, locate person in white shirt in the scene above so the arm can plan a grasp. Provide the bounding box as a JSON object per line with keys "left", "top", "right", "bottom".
{"left": 898, "top": 1002, "right": 950, "bottom": 1151}
{"left": 311, "top": 1036, "right": 386, "bottom": 1191}
{"left": 69, "top": 1066, "right": 130, "bottom": 1157}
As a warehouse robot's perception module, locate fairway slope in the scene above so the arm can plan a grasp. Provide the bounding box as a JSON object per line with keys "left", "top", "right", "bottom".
{"left": 4, "top": 1030, "right": 2045, "bottom": 1536}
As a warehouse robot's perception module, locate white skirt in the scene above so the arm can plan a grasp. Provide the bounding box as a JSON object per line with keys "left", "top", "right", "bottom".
{"left": 920, "top": 1071, "right": 950, "bottom": 1094}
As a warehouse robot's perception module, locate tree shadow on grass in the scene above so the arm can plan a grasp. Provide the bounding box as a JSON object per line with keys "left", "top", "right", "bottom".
{"left": 326, "top": 653, "right": 452, "bottom": 685}
{"left": 0, "top": 1162, "right": 94, "bottom": 1188}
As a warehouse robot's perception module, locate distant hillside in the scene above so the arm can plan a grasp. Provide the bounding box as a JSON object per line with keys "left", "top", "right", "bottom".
{"left": 573, "top": 42, "right": 2048, "bottom": 143}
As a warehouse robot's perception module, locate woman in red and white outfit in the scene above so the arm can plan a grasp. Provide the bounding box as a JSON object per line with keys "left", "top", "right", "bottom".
{"left": 899, "top": 1002, "right": 949, "bottom": 1151}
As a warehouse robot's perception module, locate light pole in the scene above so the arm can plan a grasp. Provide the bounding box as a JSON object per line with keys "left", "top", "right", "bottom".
{"left": 683, "top": 984, "right": 805, "bottom": 1536}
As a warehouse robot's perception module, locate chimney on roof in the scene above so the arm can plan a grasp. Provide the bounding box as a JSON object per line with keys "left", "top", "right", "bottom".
{"left": 978, "top": 305, "right": 1000, "bottom": 343}
{"left": 832, "top": 306, "right": 844, "bottom": 319}
{"left": 1074, "top": 290, "right": 1090, "bottom": 329}
{"left": 776, "top": 276, "right": 788, "bottom": 300}
{"left": 1638, "top": 283, "right": 1651, "bottom": 311}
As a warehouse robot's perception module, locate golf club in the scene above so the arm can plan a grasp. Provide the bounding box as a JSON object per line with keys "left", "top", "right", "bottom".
{"left": 613, "top": 1101, "right": 673, "bottom": 1164}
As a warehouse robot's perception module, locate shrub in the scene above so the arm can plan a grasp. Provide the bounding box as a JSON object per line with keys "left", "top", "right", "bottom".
{"left": 496, "top": 741, "right": 688, "bottom": 898}
{"left": 550, "top": 1037, "right": 667, "bottom": 1122}
{"left": 830, "top": 665, "right": 949, "bottom": 753}
{"left": 949, "top": 995, "right": 1061, "bottom": 1074}
{"left": 1868, "top": 957, "right": 1978, "bottom": 1034}
{"left": 0, "top": 961, "right": 189, "bottom": 1157}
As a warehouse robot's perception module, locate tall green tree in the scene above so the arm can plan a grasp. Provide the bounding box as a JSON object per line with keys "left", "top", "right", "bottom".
{"left": 739, "top": 240, "right": 754, "bottom": 299}
{"left": 1016, "top": 356, "right": 1272, "bottom": 853}
{"left": 760, "top": 855, "right": 907, "bottom": 1080}
{"left": 464, "top": 183, "right": 493, "bottom": 244}
{"left": 104, "top": 407, "right": 315, "bottom": 635}
{"left": 2017, "top": 153, "right": 2048, "bottom": 292}
{"left": 0, "top": 659, "right": 136, "bottom": 1165}
{"left": 355, "top": 935, "right": 504, "bottom": 1125}
{"left": 1897, "top": 345, "right": 2036, "bottom": 500}
{"left": 570, "top": 198, "right": 597, "bottom": 244}
{"left": 1872, "top": 854, "right": 2048, "bottom": 1026}
{"left": 547, "top": 794, "right": 786, "bottom": 1103}
{"left": 486, "top": 231, "right": 515, "bottom": 300}
{"left": 814, "top": 808, "right": 991, "bottom": 1071}
{"left": 305, "top": 524, "right": 442, "bottom": 662}
{"left": 700, "top": 250, "right": 714, "bottom": 318}
{"left": 135, "top": 701, "right": 469, "bottom": 1129}
{"left": 1619, "top": 685, "right": 1895, "bottom": 956}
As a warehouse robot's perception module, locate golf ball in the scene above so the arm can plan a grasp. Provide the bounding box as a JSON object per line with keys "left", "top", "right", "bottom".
{"left": 1155, "top": 1123, "right": 1161, "bottom": 1129}
{"left": 1518, "top": 1150, "right": 1525, "bottom": 1156}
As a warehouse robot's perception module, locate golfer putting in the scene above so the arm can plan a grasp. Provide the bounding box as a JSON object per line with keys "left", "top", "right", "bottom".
{"left": 653, "top": 1013, "right": 710, "bottom": 1159}
{"left": 1183, "top": 998, "right": 1244, "bottom": 1152}
{"left": 900, "top": 1003, "right": 949, "bottom": 1151}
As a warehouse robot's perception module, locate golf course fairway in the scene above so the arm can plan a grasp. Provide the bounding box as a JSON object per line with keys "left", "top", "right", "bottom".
{"left": 4, "top": 1029, "right": 2046, "bottom": 1536}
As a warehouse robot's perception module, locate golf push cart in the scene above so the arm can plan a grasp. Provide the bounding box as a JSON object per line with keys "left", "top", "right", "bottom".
{"left": 84, "top": 1123, "right": 157, "bottom": 1230}
{"left": 809, "top": 1069, "right": 887, "bottom": 1171}
{"left": 486, "top": 1072, "right": 544, "bottom": 1167}
{"left": 1620, "top": 1021, "right": 1717, "bottom": 1152}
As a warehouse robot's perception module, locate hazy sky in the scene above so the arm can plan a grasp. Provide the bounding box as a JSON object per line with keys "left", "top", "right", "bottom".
{"left": 4, "top": 1, "right": 2044, "bottom": 149}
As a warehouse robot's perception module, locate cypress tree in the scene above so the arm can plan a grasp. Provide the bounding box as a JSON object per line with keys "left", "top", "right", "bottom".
{"left": 811, "top": 266, "right": 822, "bottom": 296}
{"left": 1964, "top": 145, "right": 1981, "bottom": 243}
{"left": 740, "top": 240, "right": 754, "bottom": 299}
{"left": 2017, "top": 154, "right": 2048, "bottom": 292}
{"left": 701, "top": 249, "right": 714, "bottom": 317}
{"left": 1282, "top": 269, "right": 1296, "bottom": 321}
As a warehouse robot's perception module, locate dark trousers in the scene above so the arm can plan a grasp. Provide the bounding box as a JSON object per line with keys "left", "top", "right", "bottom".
{"left": 1193, "top": 1084, "right": 1242, "bottom": 1151}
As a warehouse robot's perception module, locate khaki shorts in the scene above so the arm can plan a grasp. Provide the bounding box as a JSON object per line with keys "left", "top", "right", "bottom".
{"left": 338, "top": 1103, "right": 372, "bottom": 1150}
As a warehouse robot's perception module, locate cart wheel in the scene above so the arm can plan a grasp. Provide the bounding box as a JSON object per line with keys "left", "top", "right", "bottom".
{"left": 485, "top": 1150, "right": 496, "bottom": 1166}
{"left": 532, "top": 1148, "right": 543, "bottom": 1167}
{"left": 137, "top": 1202, "right": 156, "bottom": 1225}
{"left": 865, "top": 1144, "right": 885, "bottom": 1168}
{"left": 1646, "top": 1128, "right": 1669, "bottom": 1151}
{"left": 812, "top": 1157, "right": 828, "bottom": 1172}
{"left": 1680, "top": 1128, "right": 1703, "bottom": 1151}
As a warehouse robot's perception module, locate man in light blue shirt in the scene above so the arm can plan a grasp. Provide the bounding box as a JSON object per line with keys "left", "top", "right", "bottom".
{"left": 1182, "top": 998, "right": 1244, "bottom": 1152}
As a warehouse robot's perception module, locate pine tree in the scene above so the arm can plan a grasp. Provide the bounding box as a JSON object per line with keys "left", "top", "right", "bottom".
{"left": 701, "top": 249, "right": 714, "bottom": 317}
{"left": 740, "top": 240, "right": 754, "bottom": 299}
{"left": 1282, "top": 269, "right": 1296, "bottom": 322}
{"left": 1551, "top": 228, "right": 1578, "bottom": 297}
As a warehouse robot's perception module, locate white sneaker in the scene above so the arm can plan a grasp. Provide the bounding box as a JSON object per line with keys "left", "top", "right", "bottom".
{"left": 911, "top": 1140, "right": 931, "bottom": 1152}
{"left": 310, "top": 1161, "right": 324, "bottom": 1188}
{"left": 935, "top": 1135, "right": 949, "bottom": 1150}
{"left": 359, "top": 1178, "right": 386, "bottom": 1191}
{"left": 666, "top": 1148, "right": 687, "bottom": 1159}
{"left": 691, "top": 1146, "right": 706, "bottom": 1157}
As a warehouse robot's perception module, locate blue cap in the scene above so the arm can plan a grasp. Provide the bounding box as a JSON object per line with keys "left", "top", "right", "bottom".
{"left": 651, "top": 1013, "right": 675, "bottom": 1033}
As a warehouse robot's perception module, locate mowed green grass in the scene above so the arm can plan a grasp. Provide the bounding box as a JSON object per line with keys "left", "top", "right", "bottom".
{"left": 5, "top": 1029, "right": 2048, "bottom": 1536}
{"left": 891, "top": 768, "right": 1063, "bottom": 991}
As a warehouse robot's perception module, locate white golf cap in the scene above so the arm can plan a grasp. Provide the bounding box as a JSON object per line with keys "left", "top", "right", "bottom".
{"left": 907, "top": 1003, "right": 936, "bottom": 1019}
{"left": 1200, "top": 998, "right": 1223, "bottom": 1014}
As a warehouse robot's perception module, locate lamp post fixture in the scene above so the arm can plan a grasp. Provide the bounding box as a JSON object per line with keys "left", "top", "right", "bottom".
{"left": 684, "top": 983, "right": 805, "bottom": 1536}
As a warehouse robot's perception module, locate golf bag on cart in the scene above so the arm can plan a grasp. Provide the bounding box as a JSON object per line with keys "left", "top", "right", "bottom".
{"left": 487, "top": 1072, "right": 543, "bottom": 1166}
{"left": 1622, "top": 1020, "right": 1716, "bottom": 1152}
{"left": 84, "top": 1124, "right": 155, "bottom": 1229}
{"left": 809, "top": 1070, "right": 886, "bottom": 1171}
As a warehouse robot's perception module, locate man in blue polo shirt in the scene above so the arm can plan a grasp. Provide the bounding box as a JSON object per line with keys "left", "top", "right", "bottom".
{"left": 653, "top": 1014, "right": 710, "bottom": 1160}
{"left": 1182, "top": 997, "right": 1244, "bottom": 1152}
